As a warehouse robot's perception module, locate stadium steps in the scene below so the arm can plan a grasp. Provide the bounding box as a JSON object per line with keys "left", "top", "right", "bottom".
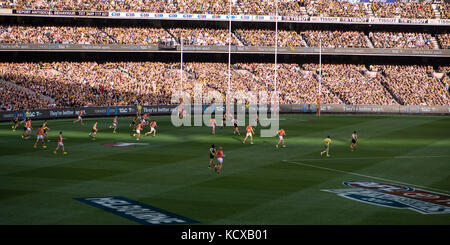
{"left": 236, "top": 1, "right": 245, "bottom": 15}
{"left": 364, "top": 34, "right": 374, "bottom": 49}
{"left": 300, "top": 33, "right": 309, "bottom": 47}
{"left": 100, "top": 28, "right": 118, "bottom": 44}
{"left": 366, "top": 3, "right": 374, "bottom": 18}
{"left": 312, "top": 73, "right": 349, "bottom": 105}
{"left": 377, "top": 73, "right": 405, "bottom": 105}
{"left": 431, "top": 36, "right": 440, "bottom": 49}
{"left": 232, "top": 30, "right": 246, "bottom": 46}
{"left": 164, "top": 28, "right": 181, "bottom": 44}
{"left": 0, "top": 79, "right": 55, "bottom": 102}
{"left": 432, "top": 4, "right": 441, "bottom": 19}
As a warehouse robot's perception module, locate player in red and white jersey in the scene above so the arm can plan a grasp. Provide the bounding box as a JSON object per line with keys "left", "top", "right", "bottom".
{"left": 33, "top": 126, "right": 47, "bottom": 149}
{"left": 110, "top": 116, "right": 118, "bottom": 134}
{"left": 276, "top": 129, "right": 286, "bottom": 148}
{"left": 22, "top": 118, "right": 32, "bottom": 139}
{"left": 134, "top": 122, "right": 143, "bottom": 140}
{"left": 215, "top": 147, "right": 225, "bottom": 174}
{"left": 210, "top": 118, "right": 216, "bottom": 135}
{"left": 141, "top": 113, "right": 149, "bottom": 126}
{"left": 145, "top": 121, "right": 157, "bottom": 137}
{"left": 53, "top": 132, "right": 67, "bottom": 155}
{"left": 73, "top": 110, "right": 84, "bottom": 125}
{"left": 242, "top": 125, "right": 255, "bottom": 144}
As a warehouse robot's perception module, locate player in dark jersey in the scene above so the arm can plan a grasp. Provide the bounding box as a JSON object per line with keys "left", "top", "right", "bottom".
{"left": 130, "top": 115, "right": 138, "bottom": 131}
{"left": 350, "top": 131, "right": 358, "bottom": 152}
{"left": 11, "top": 114, "right": 19, "bottom": 131}
{"left": 42, "top": 121, "right": 50, "bottom": 142}
{"left": 232, "top": 118, "right": 240, "bottom": 135}
{"left": 208, "top": 144, "right": 216, "bottom": 169}
{"left": 221, "top": 114, "right": 227, "bottom": 129}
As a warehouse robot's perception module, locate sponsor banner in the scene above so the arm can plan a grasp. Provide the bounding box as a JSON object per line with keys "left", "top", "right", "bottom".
{"left": 0, "top": 104, "right": 448, "bottom": 121}
{"left": 323, "top": 181, "right": 450, "bottom": 214}
{"left": 0, "top": 8, "right": 12, "bottom": 14}
{"left": 341, "top": 17, "right": 368, "bottom": 23}
{"left": 4, "top": 9, "right": 449, "bottom": 26}
{"left": 12, "top": 9, "right": 108, "bottom": 17}
{"left": 282, "top": 16, "right": 310, "bottom": 22}
{"left": 400, "top": 18, "right": 428, "bottom": 24}
{"left": 310, "top": 17, "right": 341, "bottom": 22}
{"left": 429, "top": 19, "right": 450, "bottom": 25}
{"left": 369, "top": 18, "right": 399, "bottom": 24}
{"left": 75, "top": 196, "right": 200, "bottom": 225}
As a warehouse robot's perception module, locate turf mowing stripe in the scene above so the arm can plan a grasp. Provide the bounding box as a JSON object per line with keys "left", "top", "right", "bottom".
{"left": 282, "top": 160, "right": 450, "bottom": 194}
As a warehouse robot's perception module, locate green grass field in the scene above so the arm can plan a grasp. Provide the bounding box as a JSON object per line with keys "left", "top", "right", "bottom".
{"left": 0, "top": 114, "right": 449, "bottom": 225}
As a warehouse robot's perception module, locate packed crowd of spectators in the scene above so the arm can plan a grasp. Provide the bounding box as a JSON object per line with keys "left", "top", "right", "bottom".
{"left": 302, "top": 30, "right": 367, "bottom": 48}
{"left": 1, "top": 61, "right": 449, "bottom": 110}
{"left": 302, "top": 63, "right": 397, "bottom": 105}
{"left": 0, "top": 0, "right": 447, "bottom": 19}
{"left": 304, "top": 0, "right": 369, "bottom": 18}
{"left": 0, "top": 83, "right": 51, "bottom": 111}
{"left": 376, "top": 65, "right": 449, "bottom": 106}
{"left": 440, "top": 3, "right": 450, "bottom": 19}
{"left": 3, "top": 24, "right": 443, "bottom": 50}
{"left": 170, "top": 27, "right": 241, "bottom": 46}
{"left": 369, "top": 32, "right": 434, "bottom": 49}
{"left": 0, "top": 25, "right": 115, "bottom": 44}
{"left": 371, "top": 2, "right": 435, "bottom": 19}
{"left": 0, "top": 25, "right": 181, "bottom": 45}
{"left": 234, "top": 29, "right": 307, "bottom": 47}
{"left": 437, "top": 33, "right": 450, "bottom": 49}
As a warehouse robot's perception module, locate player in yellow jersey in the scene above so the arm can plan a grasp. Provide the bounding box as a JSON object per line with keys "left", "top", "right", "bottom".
{"left": 321, "top": 136, "right": 332, "bottom": 157}
{"left": 89, "top": 122, "right": 98, "bottom": 140}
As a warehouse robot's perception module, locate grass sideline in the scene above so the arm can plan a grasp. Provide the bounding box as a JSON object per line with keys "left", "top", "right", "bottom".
{"left": 0, "top": 113, "right": 449, "bottom": 224}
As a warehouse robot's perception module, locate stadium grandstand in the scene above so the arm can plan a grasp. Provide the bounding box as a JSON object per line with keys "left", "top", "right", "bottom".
{"left": 0, "top": 0, "right": 449, "bottom": 232}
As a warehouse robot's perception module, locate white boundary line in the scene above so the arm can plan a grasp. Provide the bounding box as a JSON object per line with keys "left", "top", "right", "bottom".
{"left": 294, "top": 155, "right": 449, "bottom": 161}
{"left": 282, "top": 160, "right": 450, "bottom": 194}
